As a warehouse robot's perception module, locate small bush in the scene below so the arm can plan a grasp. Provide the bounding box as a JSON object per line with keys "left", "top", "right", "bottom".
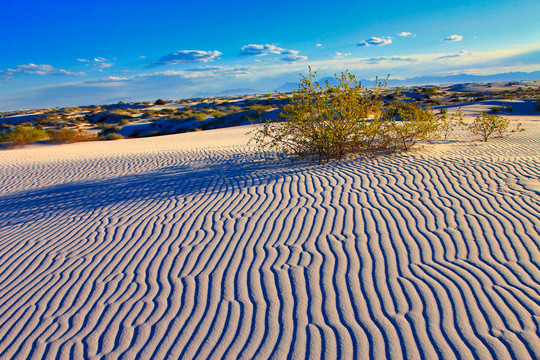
{"left": 502, "top": 105, "right": 514, "bottom": 112}
{"left": 489, "top": 106, "right": 501, "bottom": 114}
{"left": 379, "top": 102, "right": 440, "bottom": 151}
{"left": 47, "top": 128, "right": 96, "bottom": 143}
{"left": 0, "top": 126, "right": 49, "bottom": 146}
{"left": 98, "top": 124, "right": 121, "bottom": 136}
{"left": 35, "top": 113, "right": 62, "bottom": 126}
{"left": 102, "top": 133, "right": 125, "bottom": 141}
{"left": 425, "top": 98, "right": 441, "bottom": 105}
{"left": 193, "top": 113, "right": 207, "bottom": 122}
{"left": 437, "top": 108, "right": 463, "bottom": 139}
{"left": 465, "top": 112, "right": 510, "bottom": 142}
{"left": 154, "top": 99, "right": 167, "bottom": 105}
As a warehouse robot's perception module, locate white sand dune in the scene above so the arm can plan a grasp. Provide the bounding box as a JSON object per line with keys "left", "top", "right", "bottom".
{"left": 0, "top": 122, "right": 539, "bottom": 359}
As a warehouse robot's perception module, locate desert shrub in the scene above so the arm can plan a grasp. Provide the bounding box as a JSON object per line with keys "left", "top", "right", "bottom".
{"left": 209, "top": 110, "right": 227, "bottom": 118}
{"left": 193, "top": 113, "right": 207, "bottom": 122}
{"left": 0, "top": 126, "right": 49, "bottom": 146}
{"left": 464, "top": 112, "right": 510, "bottom": 141}
{"left": 475, "top": 94, "right": 487, "bottom": 101}
{"left": 379, "top": 102, "right": 440, "bottom": 151}
{"left": 102, "top": 133, "right": 125, "bottom": 141}
{"left": 489, "top": 106, "right": 501, "bottom": 114}
{"left": 253, "top": 69, "right": 441, "bottom": 163}
{"left": 437, "top": 108, "right": 464, "bottom": 139}
{"left": 226, "top": 106, "right": 242, "bottom": 114}
{"left": 143, "top": 109, "right": 159, "bottom": 118}
{"left": 536, "top": 97, "right": 540, "bottom": 112}
{"left": 154, "top": 99, "right": 167, "bottom": 105}
{"left": 422, "top": 87, "right": 438, "bottom": 97}
{"left": 251, "top": 69, "right": 453, "bottom": 163}
{"left": 98, "top": 124, "right": 121, "bottom": 136}
{"left": 47, "top": 128, "right": 96, "bottom": 143}
{"left": 35, "top": 112, "right": 62, "bottom": 126}
{"left": 425, "top": 98, "right": 441, "bottom": 105}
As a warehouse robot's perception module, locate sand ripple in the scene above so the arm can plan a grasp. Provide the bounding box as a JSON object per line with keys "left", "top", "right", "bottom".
{"left": 0, "top": 125, "right": 539, "bottom": 359}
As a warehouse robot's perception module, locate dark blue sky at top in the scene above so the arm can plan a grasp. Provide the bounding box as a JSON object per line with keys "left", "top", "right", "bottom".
{"left": 1, "top": 0, "right": 539, "bottom": 110}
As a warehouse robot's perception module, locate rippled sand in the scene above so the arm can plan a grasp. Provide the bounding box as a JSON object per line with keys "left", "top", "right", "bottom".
{"left": 1, "top": 121, "right": 539, "bottom": 359}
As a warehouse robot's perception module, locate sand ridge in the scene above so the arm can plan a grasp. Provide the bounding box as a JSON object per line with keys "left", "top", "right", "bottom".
{"left": 0, "top": 122, "right": 539, "bottom": 359}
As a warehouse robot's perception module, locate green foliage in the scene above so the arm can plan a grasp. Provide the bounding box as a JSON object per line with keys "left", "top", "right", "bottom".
{"left": 102, "top": 133, "right": 125, "bottom": 141}
{"left": 154, "top": 99, "right": 167, "bottom": 105}
{"left": 98, "top": 124, "right": 121, "bottom": 136}
{"left": 35, "top": 112, "right": 62, "bottom": 126}
{"left": 421, "top": 87, "right": 438, "bottom": 98}
{"left": 437, "top": 108, "right": 464, "bottom": 139}
{"left": 193, "top": 113, "right": 207, "bottom": 122}
{"left": 0, "top": 126, "right": 49, "bottom": 146}
{"left": 465, "top": 112, "right": 510, "bottom": 142}
{"left": 251, "top": 68, "right": 441, "bottom": 164}
{"left": 425, "top": 98, "right": 441, "bottom": 105}
{"left": 47, "top": 128, "right": 96, "bottom": 143}
{"left": 379, "top": 102, "right": 440, "bottom": 151}
{"left": 489, "top": 106, "right": 501, "bottom": 114}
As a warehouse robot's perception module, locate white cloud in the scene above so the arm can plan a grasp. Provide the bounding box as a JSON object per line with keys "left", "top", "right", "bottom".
{"left": 397, "top": 32, "right": 412, "bottom": 37}
{"left": 240, "top": 44, "right": 307, "bottom": 62}
{"left": 77, "top": 57, "right": 114, "bottom": 70}
{"left": 436, "top": 50, "right": 471, "bottom": 60}
{"left": 281, "top": 54, "right": 308, "bottom": 63}
{"left": 77, "top": 57, "right": 108, "bottom": 63}
{"left": 316, "top": 43, "right": 323, "bottom": 47}
{"left": 240, "top": 44, "right": 286, "bottom": 56}
{"left": 95, "top": 62, "right": 114, "bottom": 69}
{"left": 185, "top": 66, "right": 251, "bottom": 76}
{"left": 334, "top": 52, "right": 352, "bottom": 59}
{"left": 358, "top": 37, "right": 393, "bottom": 47}
{"left": 1, "top": 63, "right": 85, "bottom": 77}
{"left": 85, "top": 76, "right": 129, "bottom": 84}
{"left": 444, "top": 35, "right": 463, "bottom": 42}
{"left": 156, "top": 50, "right": 222, "bottom": 65}
{"left": 365, "top": 56, "right": 416, "bottom": 64}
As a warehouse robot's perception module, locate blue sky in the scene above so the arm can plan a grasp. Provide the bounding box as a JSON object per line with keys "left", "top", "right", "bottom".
{"left": 1, "top": 0, "right": 539, "bottom": 111}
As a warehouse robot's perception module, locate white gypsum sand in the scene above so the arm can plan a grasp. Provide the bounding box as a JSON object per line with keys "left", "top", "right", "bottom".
{"left": 0, "top": 119, "right": 539, "bottom": 359}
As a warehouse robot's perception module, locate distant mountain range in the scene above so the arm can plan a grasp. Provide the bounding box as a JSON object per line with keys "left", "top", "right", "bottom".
{"left": 280, "top": 71, "right": 540, "bottom": 91}
{"left": 193, "top": 88, "right": 259, "bottom": 98}
{"left": 386, "top": 71, "right": 540, "bottom": 87}
{"left": 199, "top": 71, "right": 540, "bottom": 97}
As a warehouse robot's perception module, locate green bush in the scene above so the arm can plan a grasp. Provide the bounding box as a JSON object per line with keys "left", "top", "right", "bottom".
{"left": 465, "top": 112, "right": 510, "bottom": 142}
{"left": 47, "top": 128, "right": 96, "bottom": 143}
{"left": 154, "top": 99, "right": 167, "bottom": 105}
{"left": 379, "top": 102, "right": 440, "bottom": 151}
{"left": 489, "top": 106, "right": 501, "bottom": 114}
{"left": 250, "top": 68, "right": 441, "bottom": 163}
{"left": 102, "top": 133, "right": 125, "bottom": 141}
{"left": 98, "top": 124, "right": 121, "bottom": 136}
{"left": 436, "top": 108, "right": 464, "bottom": 139}
{"left": 193, "top": 113, "right": 207, "bottom": 122}
{"left": 0, "top": 126, "right": 49, "bottom": 146}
